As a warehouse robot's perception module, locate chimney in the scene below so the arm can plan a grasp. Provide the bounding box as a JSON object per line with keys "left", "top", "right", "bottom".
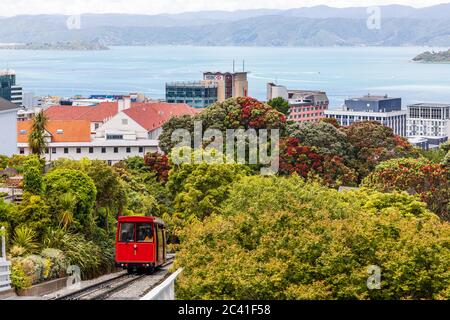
{"left": 118, "top": 96, "right": 131, "bottom": 112}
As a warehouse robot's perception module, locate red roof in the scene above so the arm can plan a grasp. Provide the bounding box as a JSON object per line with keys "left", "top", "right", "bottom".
{"left": 45, "top": 103, "right": 118, "bottom": 122}
{"left": 123, "top": 103, "right": 200, "bottom": 131}
{"left": 17, "top": 120, "right": 91, "bottom": 143}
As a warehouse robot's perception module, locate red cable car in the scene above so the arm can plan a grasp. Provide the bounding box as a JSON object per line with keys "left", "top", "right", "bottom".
{"left": 115, "top": 216, "right": 166, "bottom": 273}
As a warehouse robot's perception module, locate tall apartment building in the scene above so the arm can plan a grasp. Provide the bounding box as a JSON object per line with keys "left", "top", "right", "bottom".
{"left": 324, "top": 95, "right": 407, "bottom": 136}
{"left": 166, "top": 81, "right": 218, "bottom": 108}
{"left": 267, "top": 83, "right": 329, "bottom": 123}
{"left": 0, "top": 70, "right": 22, "bottom": 107}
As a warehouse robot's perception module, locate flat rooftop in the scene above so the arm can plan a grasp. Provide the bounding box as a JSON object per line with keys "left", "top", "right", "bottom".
{"left": 408, "top": 103, "right": 450, "bottom": 108}
{"left": 347, "top": 95, "right": 400, "bottom": 101}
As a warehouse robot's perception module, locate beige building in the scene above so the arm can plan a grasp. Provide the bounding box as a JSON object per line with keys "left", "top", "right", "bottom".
{"left": 203, "top": 72, "right": 249, "bottom": 102}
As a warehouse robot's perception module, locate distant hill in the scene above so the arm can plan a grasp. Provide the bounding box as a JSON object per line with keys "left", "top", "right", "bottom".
{"left": 413, "top": 49, "right": 450, "bottom": 63}
{"left": 2, "top": 4, "right": 450, "bottom": 46}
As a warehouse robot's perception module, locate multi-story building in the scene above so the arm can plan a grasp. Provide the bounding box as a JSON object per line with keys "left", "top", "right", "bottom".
{"left": 17, "top": 101, "right": 199, "bottom": 164}
{"left": 324, "top": 94, "right": 407, "bottom": 136}
{"left": 166, "top": 81, "right": 218, "bottom": 108}
{"left": 267, "top": 83, "right": 329, "bottom": 123}
{"left": 0, "top": 70, "right": 22, "bottom": 107}
{"left": 406, "top": 103, "right": 450, "bottom": 138}
{"left": 203, "top": 71, "right": 248, "bottom": 102}
{"left": 0, "top": 97, "right": 20, "bottom": 156}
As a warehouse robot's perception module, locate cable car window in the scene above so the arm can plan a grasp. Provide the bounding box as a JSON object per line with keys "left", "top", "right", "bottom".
{"left": 136, "top": 223, "right": 154, "bottom": 242}
{"left": 119, "top": 223, "right": 134, "bottom": 242}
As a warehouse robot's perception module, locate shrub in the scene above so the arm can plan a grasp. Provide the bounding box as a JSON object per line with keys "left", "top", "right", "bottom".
{"left": 12, "top": 225, "right": 38, "bottom": 254}
{"left": 10, "top": 264, "right": 32, "bottom": 290}
{"left": 22, "top": 155, "right": 43, "bottom": 194}
{"left": 175, "top": 176, "right": 450, "bottom": 300}
{"left": 43, "top": 169, "right": 97, "bottom": 232}
{"left": 363, "top": 158, "right": 449, "bottom": 220}
{"left": 41, "top": 248, "right": 69, "bottom": 279}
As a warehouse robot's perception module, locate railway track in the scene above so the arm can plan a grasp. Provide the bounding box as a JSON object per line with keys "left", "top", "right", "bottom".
{"left": 55, "top": 257, "right": 174, "bottom": 300}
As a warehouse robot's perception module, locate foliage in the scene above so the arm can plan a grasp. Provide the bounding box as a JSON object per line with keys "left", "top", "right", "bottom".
{"left": 167, "top": 161, "right": 249, "bottom": 222}
{"left": 144, "top": 152, "right": 171, "bottom": 183}
{"left": 342, "top": 121, "right": 417, "bottom": 181}
{"left": 288, "top": 121, "right": 350, "bottom": 158}
{"left": 41, "top": 248, "right": 69, "bottom": 279}
{"left": 43, "top": 169, "right": 97, "bottom": 232}
{"left": 363, "top": 158, "right": 449, "bottom": 220}
{"left": 12, "top": 225, "right": 39, "bottom": 255}
{"left": 22, "top": 155, "right": 43, "bottom": 194}
{"left": 28, "top": 110, "right": 48, "bottom": 155}
{"left": 267, "top": 97, "right": 290, "bottom": 115}
{"left": 159, "top": 97, "right": 286, "bottom": 154}
{"left": 0, "top": 155, "right": 8, "bottom": 170}
{"left": 320, "top": 117, "right": 340, "bottom": 128}
{"left": 7, "top": 155, "right": 28, "bottom": 173}
{"left": 279, "top": 137, "right": 323, "bottom": 178}
{"left": 12, "top": 194, "right": 51, "bottom": 238}
{"left": 42, "top": 229, "right": 106, "bottom": 279}
{"left": 175, "top": 176, "right": 450, "bottom": 300}
{"left": 10, "top": 264, "right": 32, "bottom": 290}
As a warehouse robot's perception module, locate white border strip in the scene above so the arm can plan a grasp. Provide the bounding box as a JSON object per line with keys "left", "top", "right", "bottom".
{"left": 140, "top": 268, "right": 183, "bottom": 300}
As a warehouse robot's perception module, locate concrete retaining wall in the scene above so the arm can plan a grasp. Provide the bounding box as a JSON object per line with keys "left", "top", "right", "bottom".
{"left": 140, "top": 268, "right": 182, "bottom": 300}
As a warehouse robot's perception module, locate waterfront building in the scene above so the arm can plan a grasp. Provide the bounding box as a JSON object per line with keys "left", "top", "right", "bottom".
{"left": 324, "top": 94, "right": 407, "bottom": 136}
{"left": 17, "top": 101, "right": 198, "bottom": 164}
{"left": 166, "top": 81, "right": 218, "bottom": 108}
{"left": 0, "top": 98, "right": 20, "bottom": 156}
{"left": 267, "top": 83, "right": 329, "bottom": 123}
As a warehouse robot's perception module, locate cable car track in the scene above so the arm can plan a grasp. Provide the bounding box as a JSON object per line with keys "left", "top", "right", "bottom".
{"left": 55, "top": 257, "right": 174, "bottom": 300}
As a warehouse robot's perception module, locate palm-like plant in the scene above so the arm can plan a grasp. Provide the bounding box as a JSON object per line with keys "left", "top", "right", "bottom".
{"left": 58, "top": 193, "right": 76, "bottom": 229}
{"left": 28, "top": 110, "right": 48, "bottom": 155}
{"left": 12, "top": 226, "right": 38, "bottom": 254}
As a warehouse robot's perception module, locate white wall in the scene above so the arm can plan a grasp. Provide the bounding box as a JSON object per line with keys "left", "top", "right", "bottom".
{"left": 96, "top": 112, "right": 148, "bottom": 139}
{"left": 0, "top": 110, "right": 18, "bottom": 157}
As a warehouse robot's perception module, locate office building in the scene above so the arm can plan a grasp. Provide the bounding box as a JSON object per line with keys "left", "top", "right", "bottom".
{"left": 324, "top": 94, "right": 407, "bottom": 136}
{"left": 166, "top": 81, "right": 218, "bottom": 108}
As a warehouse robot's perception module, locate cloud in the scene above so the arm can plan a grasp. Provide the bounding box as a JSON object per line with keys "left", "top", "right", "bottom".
{"left": 0, "top": 0, "right": 446, "bottom": 17}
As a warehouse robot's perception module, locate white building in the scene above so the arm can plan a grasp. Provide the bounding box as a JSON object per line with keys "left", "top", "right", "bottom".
{"left": 0, "top": 98, "right": 20, "bottom": 156}
{"left": 16, "top": 101, "right": 198, "bottom": 164}
{"left": 324, "top": 109, "right": 407, "bottom": 136}
{"left": 407, "top": 103, "right": 450, "bottom": 138}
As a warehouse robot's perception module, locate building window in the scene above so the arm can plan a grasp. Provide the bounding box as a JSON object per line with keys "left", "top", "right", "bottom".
{"left": 89, "top": 147, "right": 94, "bottom": 154}
{"left": 107, "top": 134, "right": 123, "bottom": 140}
{"left": 101, "top": 147, "right": 106, "bottom": 153}
{"left": 52, "top": 148, "right": 57, "bottom": 154}
{"left": 95, "top": 123, "right": 100, "bottom": 130}
{"left": 126, "top": 147, "right": 131, "bottom": 153}
{"left": 114, "top": 147, "right": 119, "bottom": 153}
{"left": 45, "top": 148, "right": 49, "bottom": 154}
{"left": 76, "top": 147, "right": 82, "bottom": 154}
{"left": 122, "top": 119, "right": 128, "bottom": 125}
{"left": 139, "top": 147, "right": 144, "bottom": 153}
{"left": 64, "top": 148, "right": 69, "bottom": 154}
{"left": 19, "top": 148, "right": 25, "bottom": 155}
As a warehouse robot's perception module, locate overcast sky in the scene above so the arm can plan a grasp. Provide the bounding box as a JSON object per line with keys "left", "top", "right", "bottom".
{"left": 0, "top": 0, "right": 448, "bottom": 17}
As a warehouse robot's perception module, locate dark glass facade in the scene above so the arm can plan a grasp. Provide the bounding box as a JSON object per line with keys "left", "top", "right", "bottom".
{"left": 166, "top": 82, "right": 218, "bottom": 109}
{"left": 0, "top": 73, "right": 16, "bottom": 102}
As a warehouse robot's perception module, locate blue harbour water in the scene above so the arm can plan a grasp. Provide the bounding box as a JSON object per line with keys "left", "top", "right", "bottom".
{"left": 1, "top": 46, "right": 450, "bottom": 108}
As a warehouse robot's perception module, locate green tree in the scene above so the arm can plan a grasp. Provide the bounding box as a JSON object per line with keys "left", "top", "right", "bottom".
{"left": 43, "top": 169, "right": 97, "bottom": 233}
{"left": 175, "top": 176, "right": 450, "bottom": 300}
{"left": 28, "top": 110, "right": 48, "bottom": 155}
{"left": 363, "top": 158, "right": 449, "bottom": 220}
{"left": 267, "top": 97, "right": 290, "bottom": 115}
{"left": 22, "top": 155, "right": 43, "bottom": 194}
